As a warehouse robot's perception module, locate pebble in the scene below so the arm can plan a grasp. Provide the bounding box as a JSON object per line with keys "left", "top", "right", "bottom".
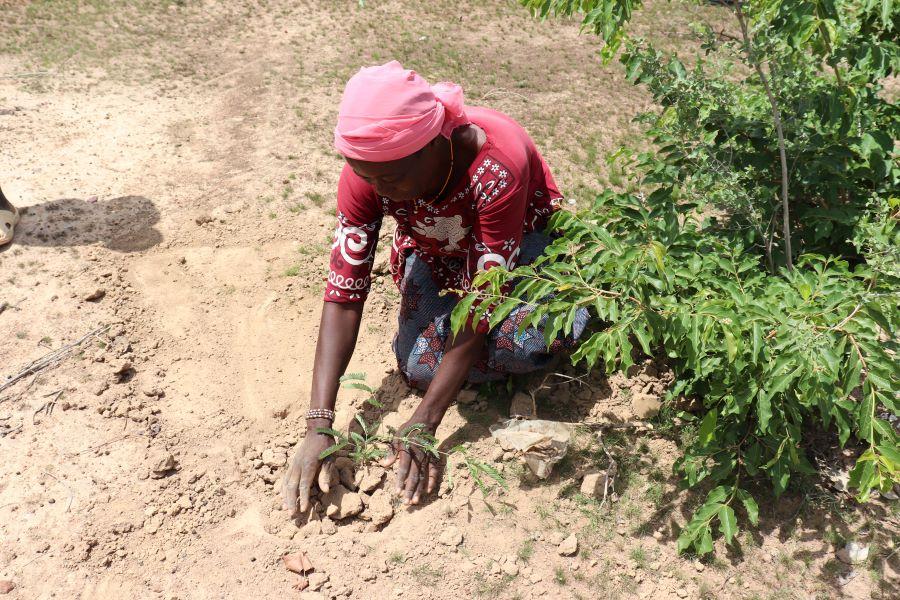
{"left": 837, "top": 541, "right": 869, "bottom": 565}
{"left": 502, "top": 562, "right": 519, "bottom": 576}
{"left": 0, "top": 581, "right": 14, "bottom": 595}
{"left": 439, "top": 525, "right": 464, "bottom": 547}
{"left": 675, "top": 588, "right": 688, "bottom": 598}
{"left": 558, "top": 534, "right": 578, "bottom": 556}
{"left": 306, "top": 572, "right": 329, "bottom": 591}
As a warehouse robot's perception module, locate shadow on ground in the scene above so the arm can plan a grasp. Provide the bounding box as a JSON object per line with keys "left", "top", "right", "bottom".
{"left": 3, "top": 195, "right": 162, "bottom": 252}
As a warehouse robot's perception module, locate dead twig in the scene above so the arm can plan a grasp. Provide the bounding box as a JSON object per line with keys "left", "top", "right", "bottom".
{"left": 0, "top": 325, "right": 109, "bottom": 393}
{"left": 32, "top": 390, "right": 62, "bottom": 425}
{"left": 594, "top": 431, "right": 619, "bottom": 512}
{"left": 41, "top": 471, "right": 74, "bottom": 513}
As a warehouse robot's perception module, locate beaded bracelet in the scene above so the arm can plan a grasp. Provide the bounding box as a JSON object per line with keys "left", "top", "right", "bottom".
{"left": 305, "top": 408, "right": 336, "bottom": 422}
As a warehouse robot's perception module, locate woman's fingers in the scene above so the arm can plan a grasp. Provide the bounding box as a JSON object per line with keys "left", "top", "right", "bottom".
{"left": 394, "top": 448, "right": 411, "bottom": 494}
{"left": 403, "top": 453, "right": 422, "bottom": 504}
{"left": 380, "top": 441, "right": 400, "bottom": 468}
{"left": 411, "top": 456, "right": 429, "bottom": 504}
{"left": 282, "top": 464, "right": 302, "bottom": 512}
{"left": 317, "top": 460, "right": 336, "bottom": 494}
{"left": 426, "top": 461, "right": 441, "bottom": 494}
{"left": 297, "top": 468, "right": 315, "bottom": 513}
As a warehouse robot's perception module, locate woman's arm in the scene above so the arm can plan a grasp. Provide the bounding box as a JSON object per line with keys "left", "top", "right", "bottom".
{"left": 282, "top": 301, "right": 363, "bottom": 514}
{"left": 382, "top": 323, "right": 486, "bottom": 505}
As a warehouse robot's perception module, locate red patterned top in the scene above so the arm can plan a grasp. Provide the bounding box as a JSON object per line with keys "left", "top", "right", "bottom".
{"left": 325, "top": 106, "right": 563, "bottom": 326}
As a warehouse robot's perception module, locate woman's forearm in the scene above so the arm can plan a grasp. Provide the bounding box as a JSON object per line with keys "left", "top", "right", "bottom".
{"left": 309, "top": 301, "right": 364, "bottom": 414}
{"left": 412, "top": 326, "right": 486, "bottom": 428}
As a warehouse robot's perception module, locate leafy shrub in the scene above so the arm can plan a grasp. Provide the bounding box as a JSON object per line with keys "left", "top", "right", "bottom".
{"left": 454, "top": 0, "right": 899, "bottom": 554}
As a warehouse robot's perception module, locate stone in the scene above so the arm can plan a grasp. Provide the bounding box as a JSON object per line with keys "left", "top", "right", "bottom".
{"left": 580, "top": 470, "right": 612, "bottom": 498}
{"left": 320, "top": 519, "right": 337, "bottom": 535}
{"left": 357, "top": 467, "right": 385, "bottom": 494}
{"left": 364, "top": 489, "right": 394, "bottom": 530}
{"left": 149, "top": 452, "right": 176, "bottom": 478}
{"left": 631, "top": 393, "right": 662, "bottom": 419}
{"left": 440, "top": 525, "right": 464, "bottom": 547}
{"left": 558, "top": 534, "right": 578, "bottom": 556}
{"left": 84, "top": 289, "right": 106, "bottom": 302}
{"left": 361, "top": 568, "right": 376, "bottom": 582}
{"left": 306, "top": 572, "right": 330, "bottom": 592}
{"left": 489, "top": 562, "right": 502, "bottom": 575}
{"left": 261, "top": 448, "right": 287, "bottom": 469}
{"left": 675, "top": 588, "right": 688, "bottom": 598}
{"left": 509, "top": 392, "right": 536, "bottom": 418}
{"left": 0, "top": 581, "right": 14, "bottom": 595}
{"left": 323, "top": 485, "right": 363, "bottom": 520}
{"left": 457, "top": 389, "right": 478, "bottom": 405}
{"left": 837, "top": 541, "right": 869, "bottom": 565}
{"left": 502, "top": 562, "right": 519, "bottom": 576}
{"left": 547, "top": 531, "right": 566, "bottom": 546}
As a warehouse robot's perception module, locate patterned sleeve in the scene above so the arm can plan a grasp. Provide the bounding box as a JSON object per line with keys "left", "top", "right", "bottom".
{"left": 324, "top": 165, "right": 383, "bottom": 303}
{"left": 464, "top": 156, "right": 527, "bottom": 333}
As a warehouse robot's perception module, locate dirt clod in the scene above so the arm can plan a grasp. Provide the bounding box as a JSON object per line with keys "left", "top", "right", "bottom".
{"left": 439, "top": 525, "right": 463, "bottom": 547}
{"left": 83, "top": 289, "right": 106, "bottom": 302}
{"left": 558, "top": 534, "right": 578, "bottom": 556}
{"left": 149, "top": 452, "right": 177, "bottom": 478}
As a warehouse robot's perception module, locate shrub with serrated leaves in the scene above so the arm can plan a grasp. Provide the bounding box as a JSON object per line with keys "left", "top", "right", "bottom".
{"left": 451, "top": 0, "right": 899, "bottom": 554}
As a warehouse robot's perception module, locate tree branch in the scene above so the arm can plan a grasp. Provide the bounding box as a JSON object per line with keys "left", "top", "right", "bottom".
{"left": 735, "top": 2, "right": 793, "bottom": 271}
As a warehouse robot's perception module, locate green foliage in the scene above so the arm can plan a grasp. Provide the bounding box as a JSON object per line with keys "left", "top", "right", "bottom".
{"left": 453, "top": 0, "right": 900, "bottom": 555}
{"left": 322, "top": 376, "right": 507, "bottom": 495}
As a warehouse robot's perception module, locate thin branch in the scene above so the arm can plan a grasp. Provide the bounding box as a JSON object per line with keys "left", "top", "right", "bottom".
{"left": 0, "top": 325, "right": 109, "bottom": 393}
{"left": 734, "top": 2, "right": 793, "bottom": 271}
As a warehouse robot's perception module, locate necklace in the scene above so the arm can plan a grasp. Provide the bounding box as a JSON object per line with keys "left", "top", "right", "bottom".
{"left": 422, "top": 137, "right": 454, "bottom": 206}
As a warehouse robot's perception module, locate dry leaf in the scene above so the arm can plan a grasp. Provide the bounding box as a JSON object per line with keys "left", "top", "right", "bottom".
{"left": 282, "top": 551, "right": 314, "bottom": 575}
{"left": 292, "top": 576, "right": 309, "bottom": 591}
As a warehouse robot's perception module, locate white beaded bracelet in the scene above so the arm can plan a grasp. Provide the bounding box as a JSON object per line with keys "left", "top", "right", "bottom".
{"left": 305, "top": 408, "right": 336, "bottom": 421}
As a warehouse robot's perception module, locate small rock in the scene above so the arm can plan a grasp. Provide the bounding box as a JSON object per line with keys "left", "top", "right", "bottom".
{"left": 439, "top": 525, "right": 464, "bottom": 547}
{"left": 84, "top": 289, "right": 106, "bottom": 302}
{"left": 631, "top": 393, "right": 662, "bottom": 419}
{"left": 323, "top": 485, "right": 363, "bottom": 520}
{"left": 0, "top": 581, "right": 14, "bottom": 595}
{"left": 489, "top": 562, "right": 501, "bottom": 575}
{"left": 547, "top": 531, "right": 566, "bottom": 546}
{"left": 357, "top": 467, "right": 385, "bottom": 494}
{"left": 195, "top": 214, "right": 214, "bottom": 225}
{"left": 558, "top": 534, "right": 578, "bottom": 556}
{"left": 509, "top": 392, "right": 536, "bottom": 418}
{"left": 261, "top": 448, "right": 287, "bottom": 469}
{"left": 675, "top": 588, "right": 688, "bottom": 598}
{"left": 364, "top": 489, "right": 394, "bottom": 530}
{"left": 306, "top": 572, "right": 329, "bottom": 591}
{"left": 457, "top": 389, "right": 478, "bottom": 405}
{"left": 502, "top": 562, "right": 519, "bottom": 576}
{"left": 694, "top": 561, "right": 704, "bottom": 572}
{"left": 580, "top": 470, "right": 612, "bottom": 498}
{"left": 837, "top": 541, "right": 869, "bottom": 565}
{"left": 149, "top": 452, "right": 176, "bottom": 478}
{"left": 361, "top": 568, "right": 376, "bottom": 582}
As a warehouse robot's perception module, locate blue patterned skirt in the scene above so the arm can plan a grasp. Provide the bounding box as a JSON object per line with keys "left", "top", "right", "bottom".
{"left": 392, "top": 232, "right": 589, "bottom": 390}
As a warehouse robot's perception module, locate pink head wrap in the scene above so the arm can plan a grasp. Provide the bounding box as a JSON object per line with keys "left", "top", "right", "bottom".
{"left": 334, "top": 61, "right": 469, "bottom": 162}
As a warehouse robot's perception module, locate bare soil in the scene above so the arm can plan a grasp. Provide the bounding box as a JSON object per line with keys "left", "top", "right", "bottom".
{"left": 1, "top": 1, "right": 896, "bottom": 599}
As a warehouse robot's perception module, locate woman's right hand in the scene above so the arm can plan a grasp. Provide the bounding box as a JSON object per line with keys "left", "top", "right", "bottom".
{"left": 282, "top": 420, "right": 336, "bottom": 515}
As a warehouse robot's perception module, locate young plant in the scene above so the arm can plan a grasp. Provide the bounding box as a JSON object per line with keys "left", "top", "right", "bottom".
{"left": 319, "top": 375, "right": 507, "bottom": 495}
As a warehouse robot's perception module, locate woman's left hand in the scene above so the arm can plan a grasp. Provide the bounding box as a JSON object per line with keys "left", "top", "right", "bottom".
{"left": 381, "top": 420, "right": 443, "bottom": 505}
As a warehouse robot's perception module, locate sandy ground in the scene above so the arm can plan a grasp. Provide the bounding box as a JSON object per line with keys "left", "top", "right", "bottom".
{"left": 0, "top": 1, "right": 896, "bottom": 599}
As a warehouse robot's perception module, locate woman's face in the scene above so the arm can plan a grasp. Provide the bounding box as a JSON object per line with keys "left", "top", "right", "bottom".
{"left": 346, "top": 137, "right": 443, "bottom": 203}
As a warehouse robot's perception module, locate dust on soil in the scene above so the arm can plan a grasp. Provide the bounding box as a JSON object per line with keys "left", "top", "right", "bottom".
{"left": 0, "top": 1, "right": 896, "bottom": 599}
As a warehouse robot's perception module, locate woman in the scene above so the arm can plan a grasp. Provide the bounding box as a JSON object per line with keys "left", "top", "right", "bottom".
{"left": 283, "top": 62, "right": 586, "bottom": 513}
{"left": 0, "top": 187, "right": 19, "bottom": 247}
